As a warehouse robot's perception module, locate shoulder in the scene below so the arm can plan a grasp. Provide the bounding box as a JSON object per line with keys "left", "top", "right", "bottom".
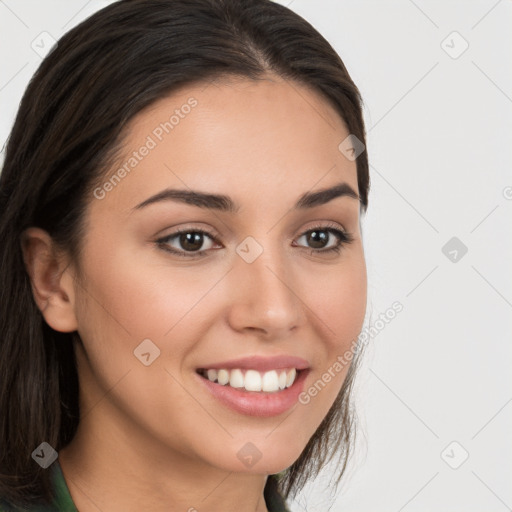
{"left": 0, "top": 498, "right": 53, "bottom": 511}
{"left": 265, "top": 474, "right": 292, "bottom": 512}
{"left": 0, "top": 461, "right": 77, "bottom": 511}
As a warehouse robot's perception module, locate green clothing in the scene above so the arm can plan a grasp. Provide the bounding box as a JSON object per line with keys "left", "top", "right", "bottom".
{"left": 0, "top": 460, "right": 291, "bottom": 511}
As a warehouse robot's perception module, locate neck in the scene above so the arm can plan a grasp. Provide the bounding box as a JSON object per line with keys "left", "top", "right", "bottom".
{"left": 59, "top": 410, "right": 270, "bottom": 512}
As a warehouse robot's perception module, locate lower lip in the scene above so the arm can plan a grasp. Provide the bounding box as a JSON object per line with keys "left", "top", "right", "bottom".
{"left": 196, "top": 370, "right": 309, "bottom": 417}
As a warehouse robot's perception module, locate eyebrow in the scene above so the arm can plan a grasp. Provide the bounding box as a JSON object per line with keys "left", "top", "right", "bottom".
{"left": 132, "top": 182, "right": 360, "bottom": 213}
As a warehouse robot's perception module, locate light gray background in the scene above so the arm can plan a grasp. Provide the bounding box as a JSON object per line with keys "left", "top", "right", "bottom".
{"left": 1, "top": 1, "right": 511, "bottom": 511}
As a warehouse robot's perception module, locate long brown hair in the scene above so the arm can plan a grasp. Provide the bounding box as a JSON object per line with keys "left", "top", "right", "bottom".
{"left": 0, "top": 0, "right": 370, "bottom": 506}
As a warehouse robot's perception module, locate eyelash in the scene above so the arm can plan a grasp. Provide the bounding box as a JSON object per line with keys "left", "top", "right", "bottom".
{"left": 155, "top": 222, "right": 354, "bottom": 259}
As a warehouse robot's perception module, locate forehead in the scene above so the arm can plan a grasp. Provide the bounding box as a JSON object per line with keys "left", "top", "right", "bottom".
{"left": 93, "top": 76, "right": 358, "bottom": 215}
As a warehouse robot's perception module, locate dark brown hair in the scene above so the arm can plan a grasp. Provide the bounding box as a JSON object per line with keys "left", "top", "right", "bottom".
{"left": 0, "top": 0, "right": 370, "bottom": 507}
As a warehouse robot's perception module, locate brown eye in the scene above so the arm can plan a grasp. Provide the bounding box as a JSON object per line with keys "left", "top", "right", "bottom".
{"left": 156, "top": 229, "right": 219, "bottom": 257}
{"left": 295, "top": 226, "right": 353, "bottom": 254}
{"left": 178, "top": 232, "right": 206, "bottom": 251}
{"left": 304, "top": 229, "right": 330, "bottom": 249}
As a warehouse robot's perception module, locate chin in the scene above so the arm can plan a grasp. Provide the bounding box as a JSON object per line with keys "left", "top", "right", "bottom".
{"left": 203, "top": 435, "right": 309, "bottom": 476}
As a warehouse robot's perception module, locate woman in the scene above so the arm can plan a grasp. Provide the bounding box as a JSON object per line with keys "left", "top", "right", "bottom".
{"left": 0, "top": 0, "right": 370, "bottom": 510}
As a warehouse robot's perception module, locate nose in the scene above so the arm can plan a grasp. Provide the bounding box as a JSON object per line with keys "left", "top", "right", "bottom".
{"left": 226, "top": 242, "right": 304, "bottom": 340}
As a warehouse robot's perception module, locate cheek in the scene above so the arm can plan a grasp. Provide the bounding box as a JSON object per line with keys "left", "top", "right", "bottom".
{"left": 305, "top": 249, "right": 367, "bottom": 352}
{"left": 73, "top": 237, "right": 229, "bottom": 415}
{"left": 77, "top": 235, "right": 216, "bottom": 341}
{"left": 71, "top": 237, "right": 181, "bottom": 385}
{"left": 297, "top": 250, "right": 366, "bottom": 412}
{"left": 72, "top": 246, "right": 218, "bottom": 456}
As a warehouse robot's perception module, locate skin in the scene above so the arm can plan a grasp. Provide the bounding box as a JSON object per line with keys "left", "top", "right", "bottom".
{"left": 21, "top": 74, "right": 367, "bottom": 512}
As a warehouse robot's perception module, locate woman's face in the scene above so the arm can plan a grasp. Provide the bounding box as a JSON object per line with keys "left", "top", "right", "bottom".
{"left": 68, "top": 75, "right": 367, "bottom": 475}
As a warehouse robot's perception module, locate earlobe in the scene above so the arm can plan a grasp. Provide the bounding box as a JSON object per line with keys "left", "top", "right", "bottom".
{"left": 20, "top": 227, "right": 79, "bottom": 333}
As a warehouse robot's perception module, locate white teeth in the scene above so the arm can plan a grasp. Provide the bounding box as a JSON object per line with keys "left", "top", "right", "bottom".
{"left": 286, "top": 368, "right": 296, "bottom": 388}
{"left": 244, "top": 370, "right": 262, "bottom": 391}
{"left": 229, "top": 369, "right": 244, "bottom": 388}
{"left": 217, "top": 369, "right": 229, "bottom": 385}
{"left": 201, "top": 367, "right": 299, "bottom": 392}
{"left": 278, "top": 371, "right": 287, "bottom": 390}
{"left": 262, "top": 370, "right": 279, "bottom": 392}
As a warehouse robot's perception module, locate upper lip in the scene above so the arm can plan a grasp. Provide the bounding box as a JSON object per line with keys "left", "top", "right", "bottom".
{"left": 196, "top": 355, "right": 310, "bottom": 372}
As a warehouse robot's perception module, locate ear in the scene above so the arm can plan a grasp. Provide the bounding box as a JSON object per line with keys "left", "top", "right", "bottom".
{"left": 20, "top": 227, "right": 78, "bottom": 332}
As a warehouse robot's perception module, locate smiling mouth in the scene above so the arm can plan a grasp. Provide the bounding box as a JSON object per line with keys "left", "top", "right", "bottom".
{"left": 196, "top": 367, "right": 300, "bottom": 393}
